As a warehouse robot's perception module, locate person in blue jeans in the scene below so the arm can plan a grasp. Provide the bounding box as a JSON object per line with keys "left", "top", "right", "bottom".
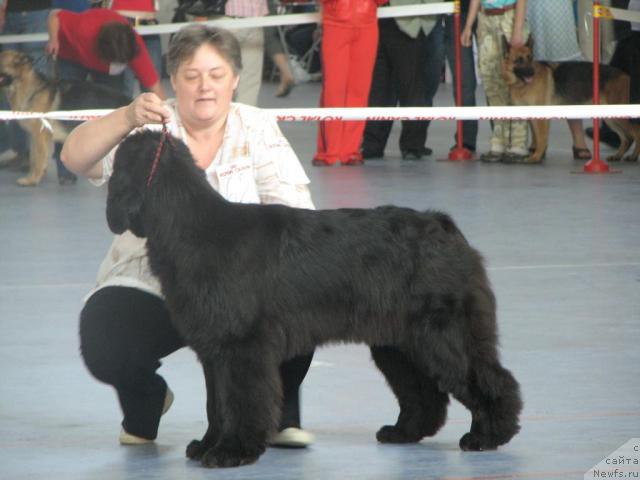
{"left": 444, "top": 0, "right": 478, "bottom": 153}
{"left": 0, "top": 1, "right": 66, "bottom": 179}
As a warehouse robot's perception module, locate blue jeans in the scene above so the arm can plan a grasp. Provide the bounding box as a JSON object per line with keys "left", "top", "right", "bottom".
{"left": 52, "top": 58, "right": 126, "bottom": 178}
{"left": 1, "top": 8, "right": 51, "bottom": 157}
{"left": 123, "top": 34, "right": 162, "bottom": 97}
{"left": 444, "top": 13, "right": 478, "bottom": 150}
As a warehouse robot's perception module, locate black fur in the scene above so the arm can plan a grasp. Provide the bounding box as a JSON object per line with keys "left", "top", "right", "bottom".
{"left": 107, "top": 131, "right": 523, "bottom": 468}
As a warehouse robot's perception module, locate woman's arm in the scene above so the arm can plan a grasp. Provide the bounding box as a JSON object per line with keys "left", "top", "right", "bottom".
{"left": 461, "top": 0, "right": 481, "bottom": 47}
{"left": 46, "top": 9, "right": 61, "bottom": 56}
{"left": 61, "top": 93, "right": 171, "bottom": 179}
{"left": 511, "top": 0, "right": 527, "bottom": 47}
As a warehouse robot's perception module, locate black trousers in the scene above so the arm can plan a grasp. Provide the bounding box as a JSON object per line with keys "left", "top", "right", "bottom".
{"left": 362, "top": 18, "right": 445, "bottom": 155}
{"left": 79, "top": 286, "right": 314, "bottom": 439}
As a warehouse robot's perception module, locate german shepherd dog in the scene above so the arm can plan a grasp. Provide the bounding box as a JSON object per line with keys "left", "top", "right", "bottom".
{"left": 0, "top": 51, "right": 130, "bottom": 186}
{"left": 502, "top": 37, "right": 640, "bottom": 164}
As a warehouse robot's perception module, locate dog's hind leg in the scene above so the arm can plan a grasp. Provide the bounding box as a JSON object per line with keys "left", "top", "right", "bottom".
{"left": 603, "top": 119, "right": 633, "bottom": 162}
{"left": 198, "top": 346, "right": 281, "bottom": 468}
{"left": 371, "top": 346, "right": 449, "bottom": 443}
{"left": 451, "top": 359, "right": 522, "bottom": 451}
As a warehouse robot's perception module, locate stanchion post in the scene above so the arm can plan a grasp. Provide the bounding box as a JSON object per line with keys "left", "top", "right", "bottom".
{"left": 448, "top": 0, "right": 473, "bottom": 161}
{"left": 583, "top": 0, "right": 610, "bottom": 173}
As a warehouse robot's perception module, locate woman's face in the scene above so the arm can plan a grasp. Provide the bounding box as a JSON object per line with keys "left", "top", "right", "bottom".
{"left": 170, "top": 44, "right": 240, "bottom": 126}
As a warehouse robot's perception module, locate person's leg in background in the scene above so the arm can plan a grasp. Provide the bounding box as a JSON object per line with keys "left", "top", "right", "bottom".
{"left": 271, "top": 352, "right": 315, "bottom": 447}
{"left": 444, "top": 12, "right": 478, "bottom": 152}
{"left": 233, "top": 27, "right": 264, "bottom": 106}
{"left": 362, "top": 19, "right": 396, "bottom": 160}
{"left": 51, "top": 59, "right": 98, "bottom": 185}
{"left": 477, "top": 11, "right": 528, "bottom": 162}
{"left": 393, "top": 23, "right": 429, "bottom": 159}
{"left": 314, "top": 22, "right": 351, "bottom": 166}
{"left": 264, "top": 26, "right": 295, "bottom": 98}
{"left": 419, "top": 17, "right": 445, "bottom": 159}
{"left": 1, "top": 8, "right": 51, "bottom": 165}
{"left": 340, "top": 22, "right": 378, "bottom": 165}
{"left": 123, "top": 32, "right": 163, "bottom": 98}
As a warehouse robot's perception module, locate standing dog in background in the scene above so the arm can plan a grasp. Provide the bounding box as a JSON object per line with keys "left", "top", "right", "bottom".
{"left": 0, "top": 51, "right": 130, "bottom": 186}
{"left": 502, "top": 37, "right": 640, "bottom": 164}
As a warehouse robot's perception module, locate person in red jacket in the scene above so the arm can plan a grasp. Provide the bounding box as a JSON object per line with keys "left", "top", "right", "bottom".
{"left": 313, "top": 0, "right": 387, "bottom": 166}
{"left": 46, "top": 8, "right": 165, "bottom": 99}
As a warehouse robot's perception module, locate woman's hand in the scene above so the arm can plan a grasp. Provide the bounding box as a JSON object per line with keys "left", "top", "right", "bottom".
{"left": 46, "top": 38, "right": 59, "bottom": 57}
{"left": 510, "top": 30, "right": 525, "bottom": 48}
{"left": 125, "top": 92, "right": 171, "bottom": 129}
{"left": 461, "top": 27, "right": 473, "bottom": 48}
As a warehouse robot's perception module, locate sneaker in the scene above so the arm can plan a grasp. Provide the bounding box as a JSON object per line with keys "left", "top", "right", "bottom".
{"left": 119, "top": 387, "right": 174, "bottom": 445}
{"left": 58, "top": 173, "right": 78, "bottom": 186}
{"left": 361, "top": 148, "right": 384, "bottom": 160}
{"left": 479, "top": 151, "right": 504, "bottom": 163}
{"left": 341, "top": 153, "right": 363, "bottom": 166}
{"left": 269, "top": 427, "right": 314, "bottom": 448}
{"left": 401, "top": 147, "right": 432, "bottom": 161}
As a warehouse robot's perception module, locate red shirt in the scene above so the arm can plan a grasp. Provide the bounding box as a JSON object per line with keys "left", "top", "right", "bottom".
{"left": 321, "top": 0, "right": 387, "bottom": 27}
{"left": 57, "top": 9, "right": 159, "bottom": 88}
{"left": 109, "top": 0, "right": 156, "bottom": 12}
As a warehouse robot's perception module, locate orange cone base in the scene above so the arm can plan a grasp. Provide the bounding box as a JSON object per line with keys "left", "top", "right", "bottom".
{"left": 448, "top": 147, "right": 474, "bottom": 161}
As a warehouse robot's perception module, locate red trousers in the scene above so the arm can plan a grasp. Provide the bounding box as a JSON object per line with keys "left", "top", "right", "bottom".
{"left": 315, "top": 21, "right": 379, "bottom": 164}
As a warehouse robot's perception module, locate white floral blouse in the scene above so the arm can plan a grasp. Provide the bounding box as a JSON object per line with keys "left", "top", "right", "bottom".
{"left": 89, "top": 100, "right": 315, "bottom": 299}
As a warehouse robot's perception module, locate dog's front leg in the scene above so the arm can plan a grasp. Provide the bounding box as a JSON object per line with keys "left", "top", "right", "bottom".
{"left": 528, "top": 119, "right": 548, "bottom": 163}
{"left": 199, "top": 347, "right": 281, "bottom": 468}
{"left": 17, "top": 121, "right": 51, "bottom": 186}
{"left": 186, "top": 360, "right": 222, "bottom": 461}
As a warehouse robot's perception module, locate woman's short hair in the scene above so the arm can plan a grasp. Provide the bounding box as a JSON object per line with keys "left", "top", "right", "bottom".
{"left": 96, "top": 22, "right": 139, "bottom": 64}
{"left": 167, "top": 25, "right": 242, "bottom": 76}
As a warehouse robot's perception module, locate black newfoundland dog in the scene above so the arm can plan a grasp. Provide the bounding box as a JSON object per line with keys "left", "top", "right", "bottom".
{"left": 106, "top": 130, "right": 522, "bottom": 468}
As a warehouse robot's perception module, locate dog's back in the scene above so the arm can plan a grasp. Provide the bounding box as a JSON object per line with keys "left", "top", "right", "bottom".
{"left": 552, "top": 62, "right": 630, "bottom": 105}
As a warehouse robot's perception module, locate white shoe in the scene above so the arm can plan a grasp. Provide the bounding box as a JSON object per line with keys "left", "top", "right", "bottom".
{"left": 119, "top": 387, "right": 174, "bottom": 445}
{"left": 269, "top": 427, "right": 314, "bottom": 448}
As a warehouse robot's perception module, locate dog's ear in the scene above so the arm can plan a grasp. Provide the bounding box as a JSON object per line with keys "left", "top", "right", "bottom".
{"left": 106, "top": 170, "right": 147, "bottom": 238}
{"left": 501, "top": 36, "right": 511, "bottom": 58}
{"left": 526, "top": 34, "right": 534, "bottom": 51}
{"left": 13, "top": 51, "right": 33, "bottom": 68}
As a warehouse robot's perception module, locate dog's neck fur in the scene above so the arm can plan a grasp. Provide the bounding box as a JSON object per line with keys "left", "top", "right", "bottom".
{"left": 5, "top": 67, "right": 50, "bottom": 111}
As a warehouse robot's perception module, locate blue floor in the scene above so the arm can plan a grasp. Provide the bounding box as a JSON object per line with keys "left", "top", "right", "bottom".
{"left": 1, "top": 80, "right": 639, "bottom": 480}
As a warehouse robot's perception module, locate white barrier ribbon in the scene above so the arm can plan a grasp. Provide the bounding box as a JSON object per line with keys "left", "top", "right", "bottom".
{"left": 2, "top": 104, "right": 640, "bottom": 123}
{"left": 0, "top": 3, "right": 454, "bottom": 44}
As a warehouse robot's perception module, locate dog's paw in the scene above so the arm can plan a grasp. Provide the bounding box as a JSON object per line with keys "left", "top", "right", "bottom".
{"left": 376, "top": 425, "right": 422, "bottom": 444}
{"left": 623, "top": 155, "right": 638, "bottom": 163}
{"left": 200, "top": 443, "right": 265, "bottom": 468}
{"left": 16, "top": 176, "right": 39, "bottom": 187}
{"left": 186, "top": 439, "right": 205, "bottom": 460}
{"left": 459, "top": 432, "right": 498, "bottom": 452}
{"left": 606, "top": 155, "right": 622, "bottom": 163}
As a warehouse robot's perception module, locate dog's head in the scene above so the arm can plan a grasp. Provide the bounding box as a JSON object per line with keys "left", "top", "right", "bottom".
{"left": 502, "top": 36, "right": 535, "bottom": 86}
{"left": 106, "top": 129, "right": 196, "bottom": 238}
{"left": 0, "top": 50, "right": 34, "bottom": 88}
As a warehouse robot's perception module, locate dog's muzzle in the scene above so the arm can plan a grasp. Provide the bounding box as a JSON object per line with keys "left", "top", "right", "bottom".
{"left": 513, "top": 67, "right": 535, "bottom": 84}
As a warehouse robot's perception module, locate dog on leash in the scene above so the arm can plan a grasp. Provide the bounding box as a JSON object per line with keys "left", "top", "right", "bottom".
{"left": 106, "top": 130, "right": 523, "bottom": 468}
{"left": 0, "top": 51, "right": 130, "bottom": 186}
{"left": 502, "top": 37, "right": 640, "bottom": 164}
